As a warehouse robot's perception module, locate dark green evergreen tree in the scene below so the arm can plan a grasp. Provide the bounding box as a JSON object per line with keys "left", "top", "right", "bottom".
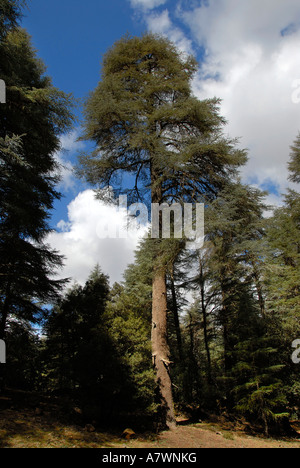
{"left": 181, "top": 181, "right": 289, "bottom": 435}
{"left": 43, "top": 267, "right": 112, "bottom": 399}
{"left": 43, "top": 265, "right": 157, "bottom": 428}
{"left": 0, "top": 11, "right": 74, "bottom": 340}
{"left": 263, "top": 134, "right": 300, "bottom": 420}
{"left": 288, "top": 132, "right": 300, "bottom": 184}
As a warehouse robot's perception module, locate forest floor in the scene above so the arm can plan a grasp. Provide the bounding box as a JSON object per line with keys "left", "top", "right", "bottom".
{"left": 0, "top": 389, "right": 300, "bottom": 449}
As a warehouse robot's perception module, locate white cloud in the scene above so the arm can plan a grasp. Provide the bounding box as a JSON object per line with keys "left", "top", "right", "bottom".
{"left": 130, "top": 0, "right": 167, "bottom": 10}
{"left": 180, "top": 0, "right": 300, "bottom": 193}
{"left": 47, "top": 190, "right": 148, "bottom": 286}
{"left": 131, "top": 0, "right": 300, "bottom": 196}
{"left": 145, "top": 9, "right": 193, "bottom": 55}
{"left": 54, "top": 129, "right": 85, "bottom": 193}
{"left": 146, "top": 8, "right": 170, "bottom": 31}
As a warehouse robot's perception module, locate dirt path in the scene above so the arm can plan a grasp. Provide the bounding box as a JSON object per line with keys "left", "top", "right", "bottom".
{"left": 1, "top": 390, "right": 299, "bottom": 449}
{"left": 1, "top": 406, "right": 300, "bottom": 448}
{"left": 127, "top": 423, "right": 300, "bottom": 449}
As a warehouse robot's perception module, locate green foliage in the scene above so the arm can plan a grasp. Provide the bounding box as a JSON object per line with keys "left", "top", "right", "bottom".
{"left": 256, "top": 133, "right": 300, "bottom": 423}
{"left": 0, "top": 19, "right": 75, "bottom": 337}
{"left": 288, "top": 132, "right": 300, "bottom": 184}
{"left": 168, "top": 179, "right": 293, "bottom": 433}
{"left": 43, "top": 267, "right": 110, "bottom": 392}
{"left": 265, "top": 194, "right": 300, "bottom": 321}
{"left": 230, "top": 320, "right": 288, "bottom": 435}
{"left": 78, "top": 33, "right": 246, "bottom": 207}
{"left": 5, "top": 319, "right": 41, "bottom": 390}
{"left": 0, "top": 0, "right": 26, "bottom": 39}
{"left": 43, "top": 266, "right": 157, "bottom": 425}
{"left": 106, "top": 281, "right": 157, "bottom": 417}
{"left": 0, "top": 136, "right": 67, "bottom": 329}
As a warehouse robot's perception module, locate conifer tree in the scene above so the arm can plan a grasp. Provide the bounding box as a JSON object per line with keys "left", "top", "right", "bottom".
{"left": 204, "top": 182, "right": 267, "bottom": 373}
{"left": 0, "top": 5, "right": 74, "bottom": 340}
{"left": 263, "top": 134, "right": 300, "bottom": 416}
{"left": 202, "top": 181, "right": 290, "bottom": 432}
{"left": 43, "top": 267, "right": 111, "bottom": 397}
{"left": 265, "top": 134, "right": 300, "bottom": 332}
{"left": 44, "top": 265, "right": 157, "bottom": 426}
{"left": 79, "top": 34, "right": 246, "bottom": 428}
{"left": 288, "top": 132, "right": 300, "bottom": 184}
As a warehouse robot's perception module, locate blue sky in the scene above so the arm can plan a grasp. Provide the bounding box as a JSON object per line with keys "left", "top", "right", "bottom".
{"left": 22, "top": 0, "right": 144, "bottom": 103}
{"left": 21, "top": 0, "right": 146, "bottom": 226}
{"left": 19, "top": 0, "right": 300, "bottom": 285}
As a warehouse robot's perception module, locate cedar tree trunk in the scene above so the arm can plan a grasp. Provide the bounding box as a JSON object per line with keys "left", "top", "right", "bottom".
{"left": 152, "top": 268, "right": 176, "bottom": 429}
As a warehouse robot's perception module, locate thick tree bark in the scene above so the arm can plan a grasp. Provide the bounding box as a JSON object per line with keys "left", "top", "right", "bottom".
{"left": 152, "top": 268, "right": 176, "bottom": 429}
{"left": 150, "top": 153, "right": 176, "bottom": 429}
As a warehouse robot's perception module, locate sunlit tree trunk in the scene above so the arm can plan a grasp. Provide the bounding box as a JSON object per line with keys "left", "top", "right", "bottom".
{"left": 152, "top": 268, "right": 176, "bottom": 429}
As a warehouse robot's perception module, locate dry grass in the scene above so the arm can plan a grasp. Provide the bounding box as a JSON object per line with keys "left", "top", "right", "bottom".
{"left": 1, "top": 390, "right": 300, "bottom": 449}
{"left": 0, "top": 407, "right": 123, "bottom": 448}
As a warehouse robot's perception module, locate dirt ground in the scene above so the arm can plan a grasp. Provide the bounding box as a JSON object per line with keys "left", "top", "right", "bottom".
{"left": 0, "top": 390, "right": 300, "bottom": 449}
{"left": 131, "top": 423, "right": 300, "bottom": 449}
{"left": 1, "top": 409, "right": 300, "bottom": 449}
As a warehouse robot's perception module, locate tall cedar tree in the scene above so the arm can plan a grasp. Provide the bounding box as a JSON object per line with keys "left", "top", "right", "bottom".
{"left": 79, "top": 34, "right": 246, "bottom": 428}
{"left": 0, "top": 5, "right": 74, "bottom": 340}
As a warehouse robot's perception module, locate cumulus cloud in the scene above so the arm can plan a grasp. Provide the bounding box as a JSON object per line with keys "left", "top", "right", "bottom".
{"left": 180, "top": 0, "right": 300, "bottom": 192}
{"left": 130, "top": 0, "right": 167, "bottom": 11}
{"left": 47, "top": 190, "right": 148, "bottom": 286}
{"left": 130, "top": 0, "right": 300, "bottom": 197}
{"left": 145, "top": 9, "right": 194, "bottom": 55}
